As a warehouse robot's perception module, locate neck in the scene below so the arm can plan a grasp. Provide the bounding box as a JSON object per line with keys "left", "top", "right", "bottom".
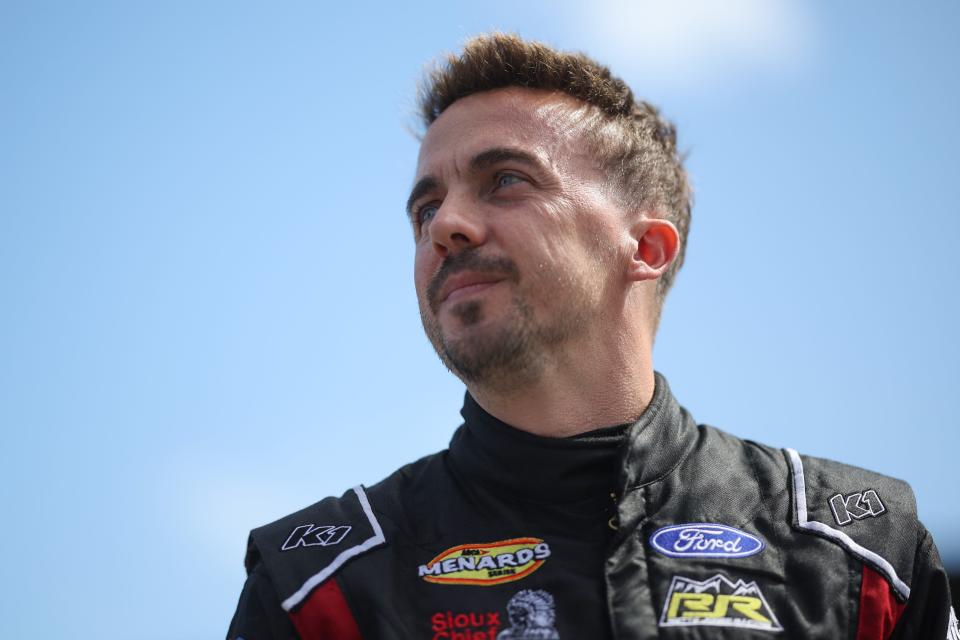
{"left": 466, "top": 323, "right": 656, "bottom": 437}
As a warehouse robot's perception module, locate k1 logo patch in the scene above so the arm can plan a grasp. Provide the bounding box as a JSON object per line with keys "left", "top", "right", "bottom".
{"left": 281, "top": 524, "right": 351, "bottom": 551}
{"left": 650, "top": 523, "right": 764, "bottom": 559}
{"left": 829, "top": 489, "right": 885, "bottom": 526}
{"left": 659, "top": 573, "right": 782, "bottom": 632}
{"left": 418, "top": 537, "right": 551, "bottom": 586}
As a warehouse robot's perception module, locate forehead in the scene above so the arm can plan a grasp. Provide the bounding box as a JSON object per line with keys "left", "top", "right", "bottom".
{"left": 415, "top": 87, "right": 591, "bottom": 178}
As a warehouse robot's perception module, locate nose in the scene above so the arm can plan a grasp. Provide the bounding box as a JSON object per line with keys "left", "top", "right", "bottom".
{"left": 427, "top": 196, "right": 487, "bottom": 258}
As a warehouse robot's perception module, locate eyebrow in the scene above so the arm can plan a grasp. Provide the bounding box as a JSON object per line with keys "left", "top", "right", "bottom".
{"left": 405, "top": 147, "right": 545, "bottom": 219}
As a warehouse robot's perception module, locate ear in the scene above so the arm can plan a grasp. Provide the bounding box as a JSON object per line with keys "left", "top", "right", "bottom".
{"left": 626, "top": 217, "right": 680, "bottom": 282}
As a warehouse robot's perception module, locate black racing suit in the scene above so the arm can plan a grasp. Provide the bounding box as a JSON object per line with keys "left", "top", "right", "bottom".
{"left": 228, "top": 373, "right": 958, "bottom": 639}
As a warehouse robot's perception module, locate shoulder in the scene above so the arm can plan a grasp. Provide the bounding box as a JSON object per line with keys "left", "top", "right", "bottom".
{"left": 696, "top": 428, "right": 923, "bottom": 600}
{"left": 245, "top": 484, "right": 386, "bottom": 612}
{"left": 782, "top": 447, "right": 920, "bottom": 600}
{"left": 686, "top": 426, "right": 952, "bottom": 633}
{"left": 243, "top": 450, "right": 445, "bottom": 612}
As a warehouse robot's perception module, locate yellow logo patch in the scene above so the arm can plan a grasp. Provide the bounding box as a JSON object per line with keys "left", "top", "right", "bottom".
{"left": 418, "top": 537, "right": 551, "bottom": 586}
{"left": 659, "top": 574, "right": 782, "bottom": 631}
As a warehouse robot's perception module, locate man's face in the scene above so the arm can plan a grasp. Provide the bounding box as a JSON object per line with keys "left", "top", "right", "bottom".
{"left": 409, "top": 87, "right": 628, "bottom": 392}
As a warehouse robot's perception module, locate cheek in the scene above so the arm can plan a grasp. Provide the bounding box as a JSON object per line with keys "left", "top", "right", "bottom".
{"left": 572, "top": 209, "right": 624, "bottom": 269}
{"left": 413, "top": 247, "right": 435, "bottom": 296}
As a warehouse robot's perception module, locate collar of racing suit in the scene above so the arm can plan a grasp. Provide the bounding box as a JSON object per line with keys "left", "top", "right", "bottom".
{"left": 448, "top": 371, "right": 697, "bottom": 509}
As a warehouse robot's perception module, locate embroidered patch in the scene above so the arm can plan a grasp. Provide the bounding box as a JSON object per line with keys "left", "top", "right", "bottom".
{"left": 418, "top": 537, "right": 551, "bottom": 586}
{"left": 650, "top": 523, "right": 764, "bottom": 559}
{"left": 829, "top": 489, "right": 886, "bottom": 526}
{"left": 430, "top": 610, "right": 502, "bottom": 639}
{"left": 659, "top": 573, "right": 783, "bottom": 632}
{"left": 500, "top": 589, "right": 560, "bottom": 639}
{"left": 280, "top": 524, "right": 352, "bottom": 551}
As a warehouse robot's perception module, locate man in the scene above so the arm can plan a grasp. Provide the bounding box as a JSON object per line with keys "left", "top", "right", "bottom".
{"left": 227, "top": 33, "right": 957, "bottom": 639}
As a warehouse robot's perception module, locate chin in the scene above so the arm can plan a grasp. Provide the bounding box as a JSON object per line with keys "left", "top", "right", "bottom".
{"left": 441, "top": 299, "right": 492, "bottom": 330}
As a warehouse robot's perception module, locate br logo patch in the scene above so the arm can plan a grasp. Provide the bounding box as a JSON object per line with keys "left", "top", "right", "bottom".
{"left": 649, "top": 523, "right": 764, "bottom": 559}
{"left": 829, "top": 489, "right": 885, "bottom": 526}
{"left": 659, "top": 573, "right": 782, "bottom": 632}
{"left": 418, "top": 537, "right": 551, "bottom": 586}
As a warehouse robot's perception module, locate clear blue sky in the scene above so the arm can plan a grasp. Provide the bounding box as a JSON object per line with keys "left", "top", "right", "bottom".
{"left": 2, "top": 1, "right": 958, "bottom": 637}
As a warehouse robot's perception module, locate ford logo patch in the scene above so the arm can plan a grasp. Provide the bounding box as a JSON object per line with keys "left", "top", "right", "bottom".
{"left": 649, "top": 523, "right": 764, "bottom": 559}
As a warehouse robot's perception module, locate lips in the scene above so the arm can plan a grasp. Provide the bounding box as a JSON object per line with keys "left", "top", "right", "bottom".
{"left": 438, "top": 272, "right": 506, "bottom": 304}
{"left": 425, "top": 250, "right": 520, "bottom": 313}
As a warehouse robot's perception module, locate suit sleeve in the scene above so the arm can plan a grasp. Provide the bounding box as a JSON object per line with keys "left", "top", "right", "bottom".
{"left": 891, "top": 526, "right": 958, "bottom": 639}
{"left": 226, "top": 560, "right": 301, "bottom": 640}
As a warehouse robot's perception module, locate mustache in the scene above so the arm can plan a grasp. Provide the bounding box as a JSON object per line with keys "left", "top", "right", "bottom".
{"left": 427, "top": 249, "right": 519, "bottom": 312}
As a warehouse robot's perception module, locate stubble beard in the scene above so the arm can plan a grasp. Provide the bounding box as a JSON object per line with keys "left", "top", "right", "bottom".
{"left": 420, "top": 281, "right": 592, "bottom": 396}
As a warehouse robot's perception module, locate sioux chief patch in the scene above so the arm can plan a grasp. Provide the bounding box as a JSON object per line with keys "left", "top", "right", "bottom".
{"left": 418, "top": 537, "right": 551, "bottom": 586}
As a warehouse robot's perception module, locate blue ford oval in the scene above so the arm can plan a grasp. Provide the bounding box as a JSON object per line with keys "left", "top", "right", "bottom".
{"left": 649, "top": 523, "right": 764, "bottom": 559}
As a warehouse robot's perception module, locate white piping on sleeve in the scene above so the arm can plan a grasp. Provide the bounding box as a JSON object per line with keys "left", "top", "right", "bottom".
{"left": 785, "top": 448, "right": 910, "bottom": 601}
{"left": 281, "top": 485, "right": 387, "bottom": 611}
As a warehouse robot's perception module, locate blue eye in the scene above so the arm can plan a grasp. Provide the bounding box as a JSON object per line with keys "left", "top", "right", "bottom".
{"left": 417, "top": 204, "right": 439, "bottom": 227}
{"left": 497, "top": 173, "right": 523, "bottom": 188}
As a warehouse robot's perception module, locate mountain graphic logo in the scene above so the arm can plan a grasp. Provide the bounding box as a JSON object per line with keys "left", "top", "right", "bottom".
{"left": 659, "top": 573, "right": 783, "bottom": 632}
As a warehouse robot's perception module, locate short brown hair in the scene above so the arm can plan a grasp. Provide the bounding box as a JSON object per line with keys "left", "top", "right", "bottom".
{"left": 417, "top": 32, "right": 692, "bottom": 313}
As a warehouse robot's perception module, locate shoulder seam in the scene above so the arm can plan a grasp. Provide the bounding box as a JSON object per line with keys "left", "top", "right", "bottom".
{"left": 784, "top": 448, "right": 911, "bottom": 601}
{"left": 279, "top": 485, "right": 387, "bottom": 612}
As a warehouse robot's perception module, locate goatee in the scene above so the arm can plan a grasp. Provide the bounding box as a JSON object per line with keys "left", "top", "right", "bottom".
{"left": 420, "top": 248, "right": 589, "bottom": 394}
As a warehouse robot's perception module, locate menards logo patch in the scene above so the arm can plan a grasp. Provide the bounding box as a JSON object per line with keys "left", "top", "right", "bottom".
{"left": 418, "top": 537, "right": 551, "bottom": 586}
